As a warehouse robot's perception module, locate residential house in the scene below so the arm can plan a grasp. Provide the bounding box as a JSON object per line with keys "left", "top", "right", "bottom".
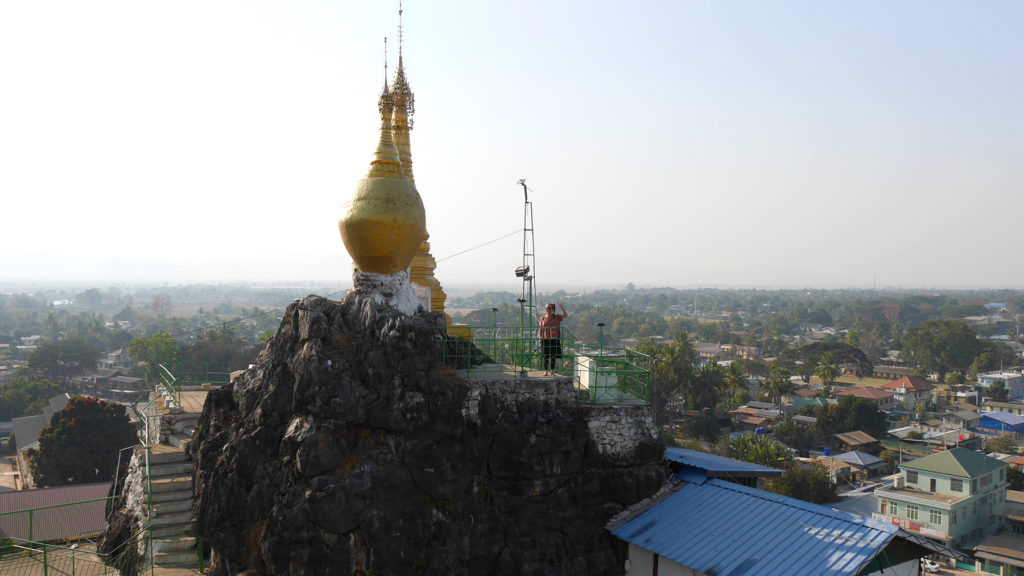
{"left": 732, "top": 402, "right": 782, "bottom": 433}
{"left": 833, "top": 431, "right": 879, "bottom": 454}
{"left": 833, "top": 387, "right": 896, "bottom": 412}
{"left": 96, "top": 347, "right": 131, "bottom": 371}
{"left": 883, "top": 376, "right": 935, "bottom": 409}
{"left": 610, "top": 476, "right": 964, "bottom": 576}
{"left": 936, "top": 384, "right": 980, "bottom": 409}
{"left": 982, "top": 400, "right": 1024, "bottom": 417}
{"left": 874, "top": 447, "right": 1008, "bottom": 548}
{"left": 943, "top": 409, "right": 980, "bottom": 432}
{"left": 834, "top": 450, "right": 888, "bottom": 479}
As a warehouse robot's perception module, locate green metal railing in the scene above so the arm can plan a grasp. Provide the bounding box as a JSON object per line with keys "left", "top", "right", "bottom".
{"left": 0, "top": 539, "right": 120, "bottom": 576}
{"left": 437, "top": 326, "right": 650, "bottom": 405}
{"left": 0, "top": 497, "right": 118, "bottom": 543}
{"left": 156, "top": 362, "right": 232, "bottom": 407}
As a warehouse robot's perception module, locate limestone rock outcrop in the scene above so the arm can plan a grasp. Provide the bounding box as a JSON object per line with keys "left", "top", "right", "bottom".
{"left": 191, "top": 293, "right": 664, "bottom": 575}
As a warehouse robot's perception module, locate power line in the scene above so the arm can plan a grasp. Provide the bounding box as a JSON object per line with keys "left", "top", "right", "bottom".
{"left": 437, "top": 229, "right": 519, "bottom": 263}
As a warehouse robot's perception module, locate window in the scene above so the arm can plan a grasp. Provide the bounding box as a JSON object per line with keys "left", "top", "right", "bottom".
{"left": 930, "top": 509, "right": 942, "bottom": 524}
{"left": 952, "top": 510, "right": 958, "bottom": 526}
{"left": 930, "top": 478, "right": 937, "bottom": 492}
{"left": 950, "top": 478, "right": 963, "bottom": 492}
{"left": 891, "top": 501, "right": 899, "bottom": 516}
{"left": 973, "top": 478, "right": 979, "bottom": 493}
{"left": 907, "top": 471, "right": 919, "bottom": 484}
{"left": 1001, "top": 469, "right": 1006, "bottom": 482}
{"left": 907, "top": 505, "right": 919, "bottom": 520}
{"left": 981, "top": 473, "right": 993, "bottom": 488}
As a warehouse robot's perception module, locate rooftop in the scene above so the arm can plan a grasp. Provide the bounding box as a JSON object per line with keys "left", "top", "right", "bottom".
{"left": 609, "top": 477, "right": 953, "bottom": 575}
{"left": 883, "top": 376, "right": 935, "bottom": 393}
{"left": 901, "top": 447, "right": 1007, "bottom": 478}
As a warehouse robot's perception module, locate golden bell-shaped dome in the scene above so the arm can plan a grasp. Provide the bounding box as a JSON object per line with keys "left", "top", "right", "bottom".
{"left": 339, "top": 85, "right": 426, "bottom": 275}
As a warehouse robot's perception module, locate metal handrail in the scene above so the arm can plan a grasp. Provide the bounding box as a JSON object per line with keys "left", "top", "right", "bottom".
{"left": 437, "top": 325, "right": 650, "bottom": 404}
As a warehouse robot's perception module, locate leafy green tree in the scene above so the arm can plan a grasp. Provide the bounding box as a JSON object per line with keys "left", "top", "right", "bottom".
{"left": 901, "top": 320, "right": 981, "bottom": 383}
{"left": 679, "top": 410, "right": 722, "bottom": 441}
{"left": 27, "top": 397, "right": 138, "bottom": 487}
{"left": 719, "top": 433, "right": 794, "bottom": 468}
{"left": 989, "top": 381, "right": 1009, "bottom": 403}
{"left": 777, "top": 341, "right": 873, "bottom": 381}
{"left": 1008, "top": 466, "right": 1024, "bottom": 491}
{"left": 27, "top": 338, "right": 98, "bottom": 383}
{"left": 768, "top": 464, "right": 838, "bottom": 504}
{"left": 986, "top": 434, "right": 1017, "bottom": 454}
{"left": 128, "top": 333, "right": 178, "bottom": 383}
{"left": 946, "top": 372, "right": 966, "bottom": 385}
{"left": 0, "top": 376, "right": 62, "bottom": 420}
{"left": 773, "top": 419, "right": 815, "bottom": 454}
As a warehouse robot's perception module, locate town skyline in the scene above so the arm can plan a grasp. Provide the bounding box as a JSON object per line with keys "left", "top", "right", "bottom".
{"left": 3, "top": 2, "right": 1023, "bottom": 289}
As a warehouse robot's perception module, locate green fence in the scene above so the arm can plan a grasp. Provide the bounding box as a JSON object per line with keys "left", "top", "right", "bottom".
{"left": 156, "top": 362, "right": 232, "bottom": 407}
{"left": 438, "top": 326, "right": 650, "bottom": 404}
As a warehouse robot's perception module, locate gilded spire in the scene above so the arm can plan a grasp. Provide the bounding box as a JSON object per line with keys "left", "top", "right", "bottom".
{"left": 391, "top": 1, "right": 416, "bottom": 185}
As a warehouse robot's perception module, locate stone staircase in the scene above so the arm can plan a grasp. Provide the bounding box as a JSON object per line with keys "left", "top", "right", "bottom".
{"left": 142, "top": 389, "right": 206, "bottom": 569}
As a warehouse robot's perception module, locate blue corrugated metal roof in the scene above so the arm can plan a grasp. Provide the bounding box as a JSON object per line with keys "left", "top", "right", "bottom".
{"left": 980, "top": 412, "right": 1024, "bottom": 426}
{"left": 665, "top": 447, "right": 784, "bottom": 478}
{"left": 611, "top": 478, "right": 897, "bottom": 575}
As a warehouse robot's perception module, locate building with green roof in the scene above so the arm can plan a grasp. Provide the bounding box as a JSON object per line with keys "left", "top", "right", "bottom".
{"left": 874, "top": 447, "right": 1008, "bottom": 548}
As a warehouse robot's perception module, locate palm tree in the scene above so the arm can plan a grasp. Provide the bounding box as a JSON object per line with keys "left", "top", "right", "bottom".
{"left": 724, "top": 361, "right": 748, "bottom": 404}
{"left": 688, "top": 359, "right": 725, "bottom": 410}
{"left": 815, "top": 351, "right": 842, "bottom": 388}
{"left": 764, "top": 365, "right": 795, "bottom": 405}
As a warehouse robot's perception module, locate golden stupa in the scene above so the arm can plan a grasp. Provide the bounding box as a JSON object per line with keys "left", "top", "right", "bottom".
{"left": 339, "top": 82, "right": 426, "bottom": 276}
{"left": 390, "top": 50, "right": 452, "bottom": 321}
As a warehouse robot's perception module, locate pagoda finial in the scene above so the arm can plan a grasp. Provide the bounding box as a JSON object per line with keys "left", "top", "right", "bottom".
{"left": 398, "top": 0, "right": 404, "bottom": 59}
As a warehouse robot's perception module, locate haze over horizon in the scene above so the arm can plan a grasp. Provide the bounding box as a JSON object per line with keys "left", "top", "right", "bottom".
{"left": 3, "top": 2, "right": 1022, "bottom": 291}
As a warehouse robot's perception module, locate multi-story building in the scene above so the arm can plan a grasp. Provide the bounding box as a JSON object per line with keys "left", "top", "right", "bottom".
{"left": 883, "top": 376, "right": 935, "bottom": 408}
{"left": 977, "top": 370, "right": 1024, "bottom": 401}
{"left": 833, "top": 387, "right": 895, "bottom": 412}
{"left": 874, "top": 447, "right": 1008, "bottom": 548}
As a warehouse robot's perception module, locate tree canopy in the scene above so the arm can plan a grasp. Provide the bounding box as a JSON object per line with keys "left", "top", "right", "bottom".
{"left": 27, "top": 397, "right": 138, "bottom": 487}
{"left": 767, "top": 464, "right": 839, "bottom": 504}
{"left": 900, "top": 320, "right": 981, "bottom": 382}
{"left": 776, "top": 341, "right": 873, "bottom": 382}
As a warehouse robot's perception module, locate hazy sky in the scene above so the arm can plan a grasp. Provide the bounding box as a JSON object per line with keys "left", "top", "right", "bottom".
{"left": 2, "top": 1, "right": 1022, "bottom": 292}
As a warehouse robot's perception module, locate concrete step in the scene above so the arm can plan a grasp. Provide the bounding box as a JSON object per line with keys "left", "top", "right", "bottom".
{"left": 150, "top": 476, "right": 192, "bottom": 494}
{"left": 168, "top": 433, "right": 193, "bottom": 451}
{"left": 153, "top": 550, "right": 200, "bottom": 568}
{"left": 152, "top": 509, "right": 193, "bottom": 528}
{"left": 149, "top": 521, "right": 193, "bottom": 541}
{"left": 150, "top": 487, "right": 191, "bottom": 504}
{"left": 152, "top": 498, "right": 193, "bottom": 516}
{"left": 147, "top": 446, "right": 189, "bottom": 465}
{"left": 149, "top": 460, "right": 193, "bottom": 478}
{"left": 152, "top": 536, "right": 196, "bottom": 554}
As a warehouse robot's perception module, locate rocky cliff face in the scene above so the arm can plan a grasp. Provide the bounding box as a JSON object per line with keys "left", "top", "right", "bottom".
{"left": 191, "top": 293, "right": 664, "bottom": 576}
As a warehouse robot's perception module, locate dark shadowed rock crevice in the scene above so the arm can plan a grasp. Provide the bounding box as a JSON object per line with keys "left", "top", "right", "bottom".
{"left": 191, "top": 293, "right": 664, "bottom": 576}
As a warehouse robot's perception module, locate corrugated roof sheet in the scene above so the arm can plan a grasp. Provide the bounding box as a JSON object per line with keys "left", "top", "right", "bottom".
{"left": 980, "top": 412, "right": 1024, "bottom": 426}
{"left": 0, "top": 482, "right": 111, "bottom": 541}
{"left": 835, "top": 451, "right": 884, "bottom": 467}
{"left": 834, "top": 431, "right": 877, "bottom": 445}
{"left": 665, "top": 448, "right": 784, "bottom": 478}
{"left": 611, "top": 478, "right": 897, "bottom": 575}
{"left": 12, "top": 415, "right": 47, "bottom": 452}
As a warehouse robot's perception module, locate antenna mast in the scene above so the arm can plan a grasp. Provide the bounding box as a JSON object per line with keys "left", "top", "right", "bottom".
{"left": 516, "top": 179, "right": 538, "bottom": 340}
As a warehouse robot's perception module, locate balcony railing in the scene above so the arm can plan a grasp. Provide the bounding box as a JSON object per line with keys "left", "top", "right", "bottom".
{"left": 437, "top": 326, "right": 650, "bottom": 405}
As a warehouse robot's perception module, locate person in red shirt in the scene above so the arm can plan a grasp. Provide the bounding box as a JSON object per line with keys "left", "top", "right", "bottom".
{"left": 539, "top": 302, "right": 568, "bottom": 376}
